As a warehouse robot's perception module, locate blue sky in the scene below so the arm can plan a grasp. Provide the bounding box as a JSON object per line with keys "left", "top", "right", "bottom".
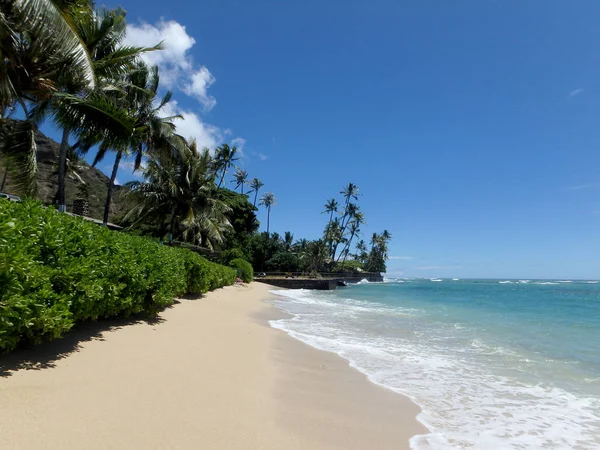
{"left": 40, "top": 0, "right": 600, "bottom": 279}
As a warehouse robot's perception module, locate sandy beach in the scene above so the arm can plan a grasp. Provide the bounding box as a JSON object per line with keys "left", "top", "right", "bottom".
{"left": 0, "top": 282, "right": 425, "bottom": 449}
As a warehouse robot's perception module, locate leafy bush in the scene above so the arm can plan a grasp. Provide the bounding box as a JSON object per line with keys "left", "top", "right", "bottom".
{"left": 229, "top": 258, "right": 254, "bottom": 283}
{"left": 0, "top": 200, "right": 236, "bottom": 353}
{"left": 265, "top": 251, "right": 301, "bottom": 272}
{"left": 219, "top": 247, "right": 246, "bottom": 265}
{"left": 331, "top": 260, "right": 365, "bottom": 273}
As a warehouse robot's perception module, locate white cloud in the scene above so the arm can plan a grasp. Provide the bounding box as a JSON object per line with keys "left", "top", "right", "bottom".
{"left": 389, "top": 256, "right": 414, "bottom": 260}
{"left": 161, "top": 101, "right": 223, "bottom": 150}
{"left": 118, "top": 160, "right": 145, "bottom": 178}
{"left": 125, "top": 19, "right": 247, "bottom": 155}
{"left": 255, "top": 152, "right": 268, "bottom": 161}
{"left": 231, "top": 137, "right": 247, "bottom": 153}
{"left": 415, "top": 265, "right": 463, "bottom": 270}
{"left": 565, "top": 182, "right": 600, "bottom": 191}
{"left": 182, "top": 67, "right": 216, "bottom": 110}
{"left": 125, "top": 20, "right": 216, "bottom": 110}
{"left": 119, "top": 160, "right": 134, "bottom": 172}
{"left": 569, "top": 88, "right": 584, "bottom": 97}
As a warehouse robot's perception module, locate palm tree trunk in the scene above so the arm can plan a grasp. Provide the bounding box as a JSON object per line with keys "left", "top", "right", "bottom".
{"left": 340, "top": 230, "right": 356, "bottom": 264}
{"left": 253, "top": 191, "right": 258, "bottom": 207}
{"left": 57, "top": 127, "right": 71, "bottom": 212}
{"left": 217, "top": 168, "right": 226, "bottom": 188}
{"left": 241, "top": 184, "right": 244, "bottom": 194}
{"left": 267, "top": 205, "right": 271, "bottom": 234}
{"left": 331, "top": 238, "right": 342, "bottom": 262}
{"left": 169, "top": 208, "right": 177, "bottom": 242}
{"left": 0, "top": 163, "right": 9, "bottom": 192}
{"left": 326, "top": 211, "right": 335, "bottom": 257}
{"left": 103, "top": 150, "right": 122, "bottom": 226}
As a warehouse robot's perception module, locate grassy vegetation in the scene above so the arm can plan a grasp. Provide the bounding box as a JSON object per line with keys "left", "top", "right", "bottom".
{"left": 0, "top": 200, "right": 235, "bottom": 353}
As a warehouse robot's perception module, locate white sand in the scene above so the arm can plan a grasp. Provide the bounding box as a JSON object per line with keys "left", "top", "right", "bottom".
{"left": 0, "top": 282, "right": 425, "bottom": 449}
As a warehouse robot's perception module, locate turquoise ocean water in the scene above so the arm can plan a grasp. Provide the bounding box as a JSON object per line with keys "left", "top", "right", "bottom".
{"left": 269, "top": 278, "right": 600, "bottom": 449}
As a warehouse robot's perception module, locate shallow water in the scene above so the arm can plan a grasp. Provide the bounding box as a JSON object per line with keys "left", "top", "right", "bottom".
{"left": 269, "top": 278, "right": 600, "bottom": 449}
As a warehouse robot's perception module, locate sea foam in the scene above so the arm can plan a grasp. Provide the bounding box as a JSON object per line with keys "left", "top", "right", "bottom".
{"left": 269, "top": 286, "right": 600, "bottom": 449}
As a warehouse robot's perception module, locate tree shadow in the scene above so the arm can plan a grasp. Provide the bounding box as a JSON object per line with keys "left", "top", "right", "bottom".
{"left": 178, "top": 293, "right": 205, "bottom": 301}
{"left": 0, "top": 314, "right": 165, "bottom": 378}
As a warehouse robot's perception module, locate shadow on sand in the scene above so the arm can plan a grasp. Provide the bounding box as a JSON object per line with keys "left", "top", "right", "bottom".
{"left": 0, "top": 313, "right": 167, "bottom": 379}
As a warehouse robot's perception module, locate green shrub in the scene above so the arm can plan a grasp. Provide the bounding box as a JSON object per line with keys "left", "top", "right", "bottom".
{"left": 331, "top": 260, "right": 365, "bottom": 273}
{"left": 219, "top": 247, "right": 246, "bottom": 265}
{"left": 0, "top": 200, "right": 236, "bottom": 353}
{"left": 229, "top": 258, "right": 254, "bottom": 283}
{"left": 265, "top": 251, "right": 301, "bottom": 272}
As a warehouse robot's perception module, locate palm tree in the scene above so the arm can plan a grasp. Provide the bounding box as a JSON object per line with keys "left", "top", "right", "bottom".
{"left": 283, "top": 231, "right": 294, "bottom": 251}
{"left": 214, "top": 144, "right": 238, "bottom": 188}
{"left": 52, "top": 6, "right": 158, "bottom": 212}
{"left": 355, "top": 239, "right": 368, "bottom": 263}
{"left": 380, "top": 229, "right": 392, "bottom": 259}
{"left": 231, "top": 168, "right": 248, "bottom": 194}
{"left": 365, "top": 230, "right": 392, "bottom": 273}
{"left": 341, "top": 182, "right": 360, "bottom": 209}
{"left": 0, "top": 0, "right": 97, "bottom": 194}
{"left": 259, "top": 192, "right": 276, "bottom": 234}
{"left": 77, "top": 62, "right": 180, "bottom": 225}
{"left": 324, "top": 217, "right": 342, "bottom": 259}
{"left": 0, "top": 0, "right": 96, "bottom": 111}
{"left": 370, "top": 232, "right": 380, "bottom": 250}
{"left": 332, "top": 202, "right": 360, "bottom": 261}
{"left": 322, "top": 198, "right": 338, "bottom": 226}
{"left": 125, "top": 140, "right": 233, "bottom": 248}
{"left": 293, "top": 238, "right": 309, "bottom": 253}
{"left": 339, "top": 211, "right": 365, "bottom": 264}
{"left": 301, "top": 240, "right": 329, "bottom": 273}
{"left": 247, "top": 177, "right": 264, "bottom": 207}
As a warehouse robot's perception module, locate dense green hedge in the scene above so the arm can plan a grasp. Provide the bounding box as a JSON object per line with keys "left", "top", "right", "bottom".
{"left": 331, "top": 260, "right": 365, "bottom": 273}
{"left": 229, "top": 258, "right": 254, "bottom": 283}
{"left": 0, "top": 200, "right": 236, "bottom": 353}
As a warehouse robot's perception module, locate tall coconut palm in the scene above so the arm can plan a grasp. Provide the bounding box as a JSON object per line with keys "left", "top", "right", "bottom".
{"left": 322, "top": 198, "right": 338, "bottom": 226}
{"left": 247, "top": 177, "right": 264, "bottom": 207}
{"left": 380, "top": 229, "right": 392, "bottom": 259}
{"left": 365, "top": 230, "right": 392, "bottom": 273}
{"left": 259, "top": 192, "right": 276, "bottom": 234}
{"left": 340, "top": 182, "right": 360, "bottom": 209}
{"left": 0, "top": 0, "right": 97, "bottom": 195}
{"left": 231, "top": 168, "right": 248, "bottom": 194}
{"left": 354, "top": 239, "right": 368, "bottom": 263}
{"left": 339, "top": 211, "right": 365, "bottom": 264}
{"left": 214, "top": 144, "right": 238, "bottom": 188}
{"left": 324, "top": 217, "right": 342, "bottom": 260}
{"left": 332, "top": 203, "right": 360, "bottom": 261}
{"left": 125, "top": 140, "right": 233, "bottom": 248}
{"left": 283, "top": 231, "right": 294, "bottom": 251}
{"left": 76, "top": 62, "right": 180, "bottom": 225}
{"left": 52, "top": 6, "right": 158, "bottom": 212}
{"left": 0, "top": 0, "right": 96, "bottom": 111}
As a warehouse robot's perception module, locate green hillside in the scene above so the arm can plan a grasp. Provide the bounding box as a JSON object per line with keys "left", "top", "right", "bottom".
{"left": 0, "top": 127, "right": 130, "bottom": 222}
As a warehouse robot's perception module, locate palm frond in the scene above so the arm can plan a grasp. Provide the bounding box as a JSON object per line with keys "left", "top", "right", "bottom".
{"left": 15, "top": 0, "right": 96, "bottom": 89}
{"left": 0, "top": 119, "right": 38, "bottom": 195}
